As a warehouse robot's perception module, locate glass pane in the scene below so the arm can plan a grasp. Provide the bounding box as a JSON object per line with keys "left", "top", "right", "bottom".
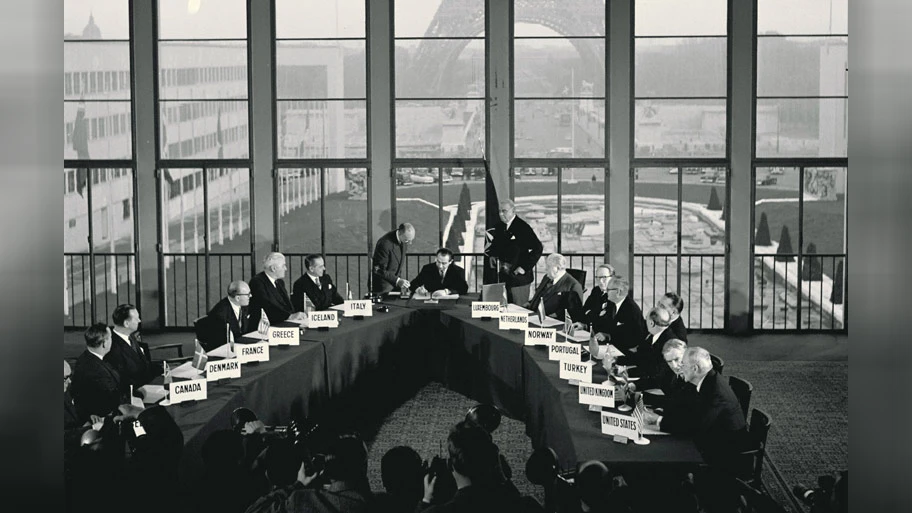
{"left": 515, "top": 0, "right": 604, "bottom": 36}
{"left": 207, "top": 168, "right": 252, "bottom": 252}
{"left": 514, "top": 171, "right": 558, "bottom": 256}
{"left": 634, "top": 99, "right": 726, "bottom": 158}
{"left": 635, "top": 38, "right": 726, "bottom": 98}
{"left": 277, "top": 41, "right": 366, "bottom": 99}
{"left": 679, "top": 253, "right": 725, "bottom": 329}
{"left": 89, "top": 168, "right": 134, "bottom": 252}
{"left": 159, "top": 100, "right": 250, "bottom": 159}
{"left": 276, "top": 0, "right": 366, "bottom": 38}
{"left": 515, "top": 100, "right": 605, "bottom": 158}
{"left": 758, "top": 0, "right": 848, "bottom": 35}
{"left": 514, "top": 38, "right": 605, "bottom": 98}
{"left": 64, "top": 42, "right": 131, "bottom": 99}
{"left": 396, "top": 39, "right": 485, "bottom": 98}
{"left": 395, "top": 167, "right": 443, "bottom": 253}
{"left": 681, "top": 167, "right": 725, "bottom": 255}
{"left": 757, "top": 37, "right": 847, "bottom": 97}
{"left": 158, "top": 0, "right": 247, "bottom": 39}
{"left": 65, "top": 0, "right": 130, "bottom": 40}
{"left": 161, "top": 169, "right": 206, "bottom": 254}
{"left": 277, "top": 100, "right": 367, "bottom": 158}
{"left": 635, "top": 0, "right": 727, "bottom": 36}
{"left": 755, "top": 98, "right": 847, "bottom": 158}
{"left": 558, "top": 168, "right": 605, "bottom": 255}
{"left": 395, "top": 100, "right": 485, "bottom": 158}
{"left": 633, "top": 167, "right": 680, "bottom": 315}
{"left": 64, "top": 101, "right": 133, "bottom": 159}
{"left": 65, "top": 169, "right": 89, "bottom": 253}
{"left": 278, "top": 168, "right": 323, "bottom": 254}
{"left": 158, "top": 42, "right": 248, "bottom": 100}
{"left": 324, "top": 168, "right": 369, "bottom": 253}
{"left": 753, "top": 167, "right": 800, "bottom": 329}
{"left": 395, "top": 0, "right": 485, "bottom": 38}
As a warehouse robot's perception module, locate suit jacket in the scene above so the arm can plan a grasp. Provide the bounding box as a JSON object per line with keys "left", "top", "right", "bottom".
{"left": 608, "top": 297, "right": 647, "bottom": 353}
{"left": 249, "top": 271, "right": 294, "bottom": 327}
{"left": 410, "top": 262, "right": 469, "bottom": 295}
{"left": 580, "top": 288, "right": 617, "bottom": 334}
{"left": 372, "top": 230, "right": 405, "bottom": 294}
{"left": 669, "top": 316, "right": 688, "bottom": 342}
{"left": 527, "top": 273, "right": 584, "bottom": 322}
{"left": 419, "top": 485, "right": 544, "bottom": 513}
{"left": 292, "top": 273, "right": 345, "bottom": 311}
{"left": 486, "top": 216, "right": 543, "bottom": 287}
{"left": 71, "top": 350, "right": 124, "bottom": 423}
{"left": 104, "top": 330, "right": 153, "bottom": 390}
{"left": 618, "top": 327, "right": 677, "bottom": 381}
{"left": 659, "top": 370, "right": 748, "bottom": 469}
{"left": 203, "top": 297, "right": 249, "bottom": 351}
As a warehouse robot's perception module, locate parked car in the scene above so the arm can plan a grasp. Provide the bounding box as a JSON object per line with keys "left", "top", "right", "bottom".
{"left": 770, "top": 167, "right": 785, "bottom": 175}
{"left": 441, "top": 173, "right": 452, "bottom": 183}
{"left": 450, "top": 168, "right": 463, "bottom": 177}
{"left": 396, "top": 170, "right": 413, "bottom": 186}
{"left": 757, "top": 176, "right": 778, "bottom": 186}
{"left": 700, "top": 173, "right": 716, "bottom": 183}
{"left": 410, "top": 172, "right": 435, "bottom": 184}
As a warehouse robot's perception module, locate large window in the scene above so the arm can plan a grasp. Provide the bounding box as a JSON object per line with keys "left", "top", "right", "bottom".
{"left": 753, "top": 0, "right": 847, "bottom": 331}
{"left": 64, "top": 0, "right": 136, "bottom": 327}
{"left": 632, "top": 0, "right": 728, "bottom": 329}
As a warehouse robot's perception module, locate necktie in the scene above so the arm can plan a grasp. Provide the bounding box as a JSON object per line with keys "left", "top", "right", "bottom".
{"left": 239, "top": 306, "right": 247, "bottom": 333}
{"left": 439, "top": 267, "right": 446, "bottom": 280}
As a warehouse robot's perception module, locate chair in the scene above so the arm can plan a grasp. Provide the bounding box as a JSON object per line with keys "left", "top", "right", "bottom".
{"left": 710, "top": 353, "right": 724, "bottom": 375}
{"left": 566, "top": 268, "right": 587, "bottom": 293}
{"left": 738, "top": 408, "right": 772, "bottom": 488}
{"left": 734, "top": 478, "right": 788, "bottom": 513}
{"left": 729, "top": 375, "right": 753, "bottom": 420}
{"left": 149, "top": 340, "right": 188, "bottom": 367}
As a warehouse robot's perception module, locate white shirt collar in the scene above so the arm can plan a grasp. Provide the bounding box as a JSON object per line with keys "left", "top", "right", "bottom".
{"left": 651, "top": 326, "right": 667, "bottom": 344}
{"left": 266, "top": 274, "right": 277, "bottom": 288}
{"left": 614, "top": 295, "right": 626, "bottom": 310}
{"left": 229, "top": 300, "right": 241, "bottom": 320}
{"left": 309, "top": 273, "right": 321, "bottom": 286}
{"left": 505, "top": 215, "right": 516, "bottom": 231}
{"left": 551, "top": 270, "right": 566, "bottom": 284}
{"left": 89, "top": 349, "right": 105, "bottom": 361}
{"left": 694, "top": 372, "right": 708, "bottom": 392}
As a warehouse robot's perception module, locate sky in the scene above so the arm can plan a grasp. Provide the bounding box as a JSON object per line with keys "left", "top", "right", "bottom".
{"left": 64, "top": 0, "right": 848, "bottom": 40}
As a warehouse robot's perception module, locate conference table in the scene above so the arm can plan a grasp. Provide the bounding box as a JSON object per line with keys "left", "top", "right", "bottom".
{"left": 162, "top": 295, "right": 702, "bottom": 479}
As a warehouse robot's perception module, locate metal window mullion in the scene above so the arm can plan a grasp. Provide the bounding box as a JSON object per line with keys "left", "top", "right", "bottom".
{"left": 320, "top": 167, "right": 327, "bottom": 254}
{"left": 202, "top": 166, "right": 212, "bottom": 311}
{"left": 85, "top": 168, "right": 97, "bottom": 323}
{"left": 438, "top": 167, "right": 444, "bottom": 247}
{"left": 676, "top": 166, "right": 683, "bottom": 293}
{"left": 557, "top": 167, "right": 562, "bottom": 253}
{"left": 797, "top": 166, "right": 805, "bottom": 329}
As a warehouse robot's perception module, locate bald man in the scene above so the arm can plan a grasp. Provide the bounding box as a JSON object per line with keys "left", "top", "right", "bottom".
{"left": 372, "top": 223, "right": 415, "bottom": 295}
{"left": 202, "top": 280, "right": 253, "bottom": 350}
{"left": 249, "top": 252, "right": 306, "bottom": 329}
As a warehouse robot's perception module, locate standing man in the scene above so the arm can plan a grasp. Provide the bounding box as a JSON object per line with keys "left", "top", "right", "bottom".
{"left": 292, "top": 254, "right": 345, "bottom": 311}
{"left": 410, "top": 247, "right": 469, "bottom": 298}
{"left": 249, "top": 252, "right": 306, "bottom": 328}
{"left": 105, "top": 304, "right": 155, "bottom": 390}
{"left": 203, "top": 280, "right": 252, "bottom": 350}
{"left": 486, "top": 199, "right": 543, "bottom": 305}
{"left": 372, "top": 223, "right": 415, "bottom": 295}
{"left": 525, "top": 253, "right": 584, "bottom": 322}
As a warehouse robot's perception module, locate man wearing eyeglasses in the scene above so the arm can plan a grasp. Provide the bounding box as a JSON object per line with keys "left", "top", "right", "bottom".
{"left": 202, "top": 280, "right": 252, "bottom": 350}
{"left": 573, "top": 264, "right": 617, "bottom": 342}
{"left": 410, "top": 247, "right": 469, "bottom": 298}
{"left": 372, "top": 222, "right": 416, "bottom": 295}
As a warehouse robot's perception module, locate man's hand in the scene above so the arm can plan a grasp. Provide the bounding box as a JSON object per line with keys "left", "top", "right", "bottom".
{"left": 572, "top": 321, "right": 587, "bottom": 332}
{"left": 416, "top": 285, "right": 429, "bottom": 296}
{"left": 113, "top": 404, "right": 144, "bottom": 422}
{"left": 289, "top": 312, "right": 307, "bottom": 321}
{"left": 642, "top": 410, "right": 660, "bottom": 426}
{"left": 422, "top": 472, "right": 439, "bottom": 504}
{"left": 500, "top": 262, "right": 513, "bottom": 274}
{"left": 397, "top": 279, "right": 411, "bottom": 290}
{"left": 297, "top": 462, "right": 323, "bottom": 487}
{"left": 515, "top": 267, "right": 526, "bottom": 275}
{"left": 242, "top": 420, "right": 267, "bottom": 435}
{"left": 595, "top": 332, "right": 608, "bottom": 343}
{"left": 431, "top": 289, "right": 449, "bottom": 299}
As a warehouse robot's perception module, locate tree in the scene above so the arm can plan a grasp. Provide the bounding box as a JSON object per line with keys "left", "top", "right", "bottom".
{"left": 775, "top": 226, "right": 794, "bottom": 262}
{"left": 755, "top": 212, "right": 772, "bottom": 246}
{"left": 830, "top": 260, "right": 844, "bottom": 304}
{"left": 801, "top": 243, "right": 823, "bottom": 281}
{"left": 707, "top": 187, "right": 722, "bottom": 211}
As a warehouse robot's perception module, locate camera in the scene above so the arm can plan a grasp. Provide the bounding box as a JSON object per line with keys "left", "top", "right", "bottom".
{"left": 792, "top": 470, "right": 847, "bottom": 513}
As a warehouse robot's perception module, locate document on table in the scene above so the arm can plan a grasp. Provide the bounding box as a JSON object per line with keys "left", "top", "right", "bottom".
{"left": 528, "top": 315, "right": 563, "bottom": 328}
{"left": 170, "top": 362, "right": 203, "bottom": 379}
{"left": 242, "top": 330, "right": 268, "bottom": 340}
{"left": 137, "top": 384, "right": 168, "bottom": 404}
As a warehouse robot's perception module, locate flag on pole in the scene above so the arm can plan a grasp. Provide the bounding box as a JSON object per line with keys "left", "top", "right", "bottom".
{"left": 564, "top": 309, "right": 573, "bottom": 336}
{"left": 346, "top": 282, "right": 352, "bottom": 301}
{"left": 537, "top": 300, "right": 546, "bottom": 326}
{"left": 192, "top": 339, "right": 208, "bottom": 370}
{"left": 632, "top": 392, "right": 646, "bottom": 440}
{"left": 226, "top": 323, "right": 235, "bottom": 355}
{"left": 162, "top": 361, "right": 172, "bottom": 385}
{"left": 258, "top": 308, "right": 270, "bottom": 335}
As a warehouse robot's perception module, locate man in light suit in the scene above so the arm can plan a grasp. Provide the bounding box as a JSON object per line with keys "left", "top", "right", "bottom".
{"left": 372, "top": 223, "right": 415, "bottom": 295}
{"left": 486, "top": 200, "right": 543, "bottom": 304}
{"left": 410, "top": 247, "right": 469, "bottom": 298}
{"left": 249, "top": 252, "right": 306, "bottom": 328}
{"left": 292, "top": 254, "right": 345, "bottom": 311}
{"left": 525, "top": 253, "right": 584, "bottom": 322}
{"left": 203, "top": 280, "right": 252, "bottom": 350}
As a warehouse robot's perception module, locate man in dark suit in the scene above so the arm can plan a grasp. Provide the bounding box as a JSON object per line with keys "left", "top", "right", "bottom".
{"left": 202, "top": 280, "right": 252, "bottom": 351}
{"left": 525, "top": 253, "right": 584, "bottom": 322}
{"left": 292, "top": 254, "right": 345, "bottom": 311}
{"left": 616, "top": 307, "right": 677, "bottom": 381}
{"left": 644, "top": 346, "right": 747, "bottom": 469}
{"left": 105, "top": 304, "right": 155, "bottom": 390}
{"left": 64, "top": 359, "right": 103, "bottom": 448}
{"left": 372, "top": 223, "right": 415, "bottom": 295}
{"left": 71, "top": 323, "right": 125, "bottom": 423}
{"left": 410, "top": 247, "right": 469, "bottom": 298}
{"left": 604, "top": 276, "right": 647, "bottom": 354}
{"left": 249, "top": 252, "right": 306, "bottom": 329}
{"left": 573, "top": 264, "right": 617, "bottom": 341}
{"left": 659, "top": 291, "right": 688, "bottom": 342}
{"left": 486, "top": 200, "right": 543, "bottom": 305}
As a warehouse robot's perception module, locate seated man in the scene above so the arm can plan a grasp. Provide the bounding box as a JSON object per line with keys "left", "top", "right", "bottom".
{"left": 658, "top": 291, "right": 688, "bottom": 342}
{"left": 616, "top": 306, "right": 676, "bottom": 380}
{"left": 202, "top": 280, "right": 252, "bottom": 350}
{"left": 604, "top": 276, "right": 646, "bottom": 354}
{"left": 292, "top": 254, "right": 345, "bottom": 312}
{"left": 632, "top": 339, "right": 697, "bottom": 413}
{"left": 249, "top": 252, "right": 306, "bottom": 328}
{"left": 573, "top": 264, "right": 617, "bottom": 342}
{"left": 64, "top": 360, "right": 104, "bottom": 450}
{"left": 410, "top": 247, "right": 469, "bottom": 298}
{"left": 71, "top": 323, "right": 125, "bottom": 423}
{"left": 105, "top": 304, "right": 156, "bottom": 390}
{"left": 525, "top": 253, "right": 584, "bottom": 322}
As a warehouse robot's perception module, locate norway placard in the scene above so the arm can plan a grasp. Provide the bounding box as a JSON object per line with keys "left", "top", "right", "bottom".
{"left": 343, "top": 300, "right": 373, "bottom": 317}
{"left": 578, "top": 381, "right": 615, "bottom": 409}
{"left": 499, "top": 312, "right": 528, "bottom": 330}
{"left": 309, "top": 310, "right": 339, "bottom": 328}
{"left": 169, "top": 378, "right": 207, "bottom": 404}
{"left": 236, "top": 342, "right": 270, "bottom": 364}
{"left": 524, "top": 327, "right": 556, "bottom": 346}
{"left": 600, "top": 410, "right": 640, "bottom": 440}
{"left": 548, "top": 341, "right": 582, "bottom": 362}
{"left": 205, "top": 358, "right": 241, "bottom": 382}
{"left": 268, "top": 326, "right": 300, "bottom": 346}
{"left": 559, "top": 360, "right": 593, "bottom": 383}
{"left": 471, "top": 302, "right": 501, "bottom": 319}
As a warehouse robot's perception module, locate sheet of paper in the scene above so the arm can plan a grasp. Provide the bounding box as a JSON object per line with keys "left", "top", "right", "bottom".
{"left": 207, "top": 344, "right": 234, "bottom": 359}
{"left": 528, "top": 316, "right": 563, "bottom": 328}
{"left": 137, "top": 384, "right": 168, "bottom": 404}
{"left": 329, "top": 304, "right": 346, "bottom": 311}
{"left": 433, "top": 293, "right": 459, "bottom": 300}
{"left": 641, "top": 426, "right": 670, "bottom": 436}
{"left": 606, "top": 344, "right": 625, "bottom": 358}
{"left": 171, "top": 362, "right": 203, "bottom": 379}
{"left": 242, "top": 331, "right": 269, "bottom": 340}
{"left": 562, "top": 329, "right": 590, "bottom": 343}
{"left": 412, "top": 291, "right": 431, "bottom": 300}
{"left": 505, "top": 303, "right": 533, "bottom": 314}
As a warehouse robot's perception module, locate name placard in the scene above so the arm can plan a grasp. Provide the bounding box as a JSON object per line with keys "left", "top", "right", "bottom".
{"left": 559, "top": 360, "right": 593, "bottom": 383}
{"left": 578, "top": 381, "right": 615, "bottom": 409}
{"left": 499, "top": 312, "right": 528, "bottom": 330}
{"left": 205, "top": 358, "right": 241, "bottom": 382}
{"left": 524, "top": 327, "right": 556, "bottom": 346}
{"left": 237, "top": 342, "right": 270, "bottom": 364}
{"left": 268, "top": 326, "right": 300, "bottom": 346}
{"left": 601, "top": 411, "right": 640, "bottom": 439}
{"left": 309, "top": 310, "right": 339, "bottom": 328}
{"left": 471, "top": 302, "right": 501, "bottom": 319}
{"left": 343, "top": 300, "right": 373, "bottom": 317}
{"left": 548, "top": 341, "right": 582, "bottom": 362}
{"left": 169, "top": 378, "right": 207, "bottom": 404}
